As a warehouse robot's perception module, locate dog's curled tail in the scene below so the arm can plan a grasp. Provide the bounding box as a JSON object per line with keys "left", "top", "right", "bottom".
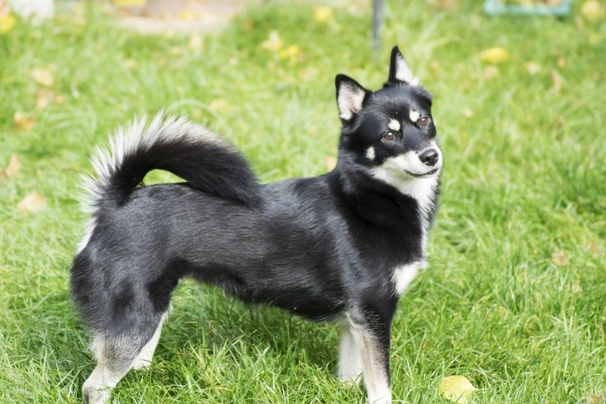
{"left": 81, "top": 113, "right": 262, "bottom": 214}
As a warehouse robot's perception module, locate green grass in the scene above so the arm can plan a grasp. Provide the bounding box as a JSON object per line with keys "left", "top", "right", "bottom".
{"left": 1, "top": 0, "right": 605, "bottom": 402}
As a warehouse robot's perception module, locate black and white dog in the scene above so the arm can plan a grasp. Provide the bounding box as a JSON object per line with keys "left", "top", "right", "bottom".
{"left": 71, "top": 46, "right": 442, "bottom": 404}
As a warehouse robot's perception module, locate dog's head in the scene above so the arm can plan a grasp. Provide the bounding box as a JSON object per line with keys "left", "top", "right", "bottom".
{"left": 335, "top": 46, "right": 442, "bottom": 193}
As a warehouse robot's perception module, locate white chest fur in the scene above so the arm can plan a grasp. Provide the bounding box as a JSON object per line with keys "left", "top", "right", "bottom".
{"left": 392, "top": 261, "right": 427, "bottom": 296}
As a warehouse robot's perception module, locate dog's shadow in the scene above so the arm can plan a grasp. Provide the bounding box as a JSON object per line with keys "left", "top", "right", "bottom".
{"left": 156, "top": 282, "right": 338, "bottom": 371}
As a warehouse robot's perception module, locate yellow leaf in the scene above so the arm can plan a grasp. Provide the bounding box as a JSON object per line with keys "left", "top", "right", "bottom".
{"left": 188, "top": 34, "right": 203, "bottom": 52}
{"left": 551, "top": 250, "right": 569, "bottom": 266}
{"left": 313, "top": 6, "right": 334, "bottom": 24}
{"left": 525, "top": 61, "right": 542, "bottom": 75}
{"left": 589, "top": 33, "right": 602, "bottom": 44}
{"left": 261, "top": 30, "right": 283, "bottom": 52}
{"left": 0, "top": 153, "right": 20, "bottom": 181}
{"left": 177, "top": 9, "right": 195, "bottom": 21}
{"left": 581, "top": 0, "right": 605, "bottom": 21}
{"left": 551, "top": 71, "right": 563, "bottom": 92}
{"left": 13, "top": 112, "right": 36, "bottom": 130}
{"left": 0, "top": 14, "right": 16, "bottom": 34}
{"left": 123, "top": 59, "right": 137, "bottom": 69}
{"left": 587, "top": 241, "right": 601, "bottom": 258}
{"left": 31, "top": 68, "right": 54, "bottom": 87}
{"left": 483, "top": 65, "right": 500, "bottom": 79}
{"left": 278, "top": 44, "right": 301, "bottom": 61}
{"left": 5, "top": 154, "right": 20, "bottom": 177}
{"left": 36, "top": 90, "right": 55, "bottom": 110}
{"left": 17, "top": 192, "right": 48, "bottom": 214}
{"left": 112, "top": 0, "right": 146, "bottom": 6}
{"left": 209, "top": 99, "right": 232, "bottom": 113}
{"left": 439, "top": 375, "right": 477, "bottom": 404}
{"left": 479, "top": 47, "right": 510, "bottom": 64}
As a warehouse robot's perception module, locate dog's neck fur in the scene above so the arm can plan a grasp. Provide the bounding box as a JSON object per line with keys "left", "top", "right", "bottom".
{"left": 332, "top": 153, "right": 438, "bottom": 258}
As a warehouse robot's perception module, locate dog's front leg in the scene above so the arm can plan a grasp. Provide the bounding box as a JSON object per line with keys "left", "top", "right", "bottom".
{"left": 348, "top": 306, "right": 395, "bottom": 404}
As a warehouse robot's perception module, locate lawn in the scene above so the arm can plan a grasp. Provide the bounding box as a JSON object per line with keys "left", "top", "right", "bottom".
{"left": 1, "top": 0, "right": 605, "bottom": 403}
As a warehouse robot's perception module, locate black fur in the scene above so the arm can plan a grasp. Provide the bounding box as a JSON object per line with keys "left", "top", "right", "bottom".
{"left": 72, "top": 46, "right": 442, "bottom": 404}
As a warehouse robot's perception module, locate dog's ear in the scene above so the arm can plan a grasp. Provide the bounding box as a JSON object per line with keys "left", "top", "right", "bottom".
{"left": 335, "top": 74, "right": 369, "bottom": 121}
{"left": 388, "top": 46, "right": 420, "bottom": 86}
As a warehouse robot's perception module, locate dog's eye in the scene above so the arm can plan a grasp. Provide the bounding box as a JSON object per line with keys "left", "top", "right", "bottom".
{"left": 382, "top": 132, "right": 396, "bottom": 141}
{"left": 419, "top": 116, "right": 431, "bottom": 127}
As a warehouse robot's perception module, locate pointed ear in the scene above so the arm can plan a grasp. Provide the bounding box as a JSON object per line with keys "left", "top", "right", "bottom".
{"left": 388, "top": 46, "right": 420, "bottom": 86}
{"left": 335, "top": 74, "right": 369, "bottom": 121}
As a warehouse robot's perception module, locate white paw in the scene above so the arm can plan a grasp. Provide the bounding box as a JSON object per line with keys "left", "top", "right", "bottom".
{"left": 337, "top": 370, "right": 362, "bottom": 385}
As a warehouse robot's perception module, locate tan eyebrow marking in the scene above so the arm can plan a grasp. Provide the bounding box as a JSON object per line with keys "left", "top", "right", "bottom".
{"left": 409, "top": 110, "right": 420, "bottom": 123}
{"left": 388, "top": 119, "right": 401, "bottom": 131}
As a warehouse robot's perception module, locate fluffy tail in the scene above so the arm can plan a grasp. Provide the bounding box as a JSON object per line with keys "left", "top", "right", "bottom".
{"left": 81, "top": 114, "right": 262, "bottom": 214}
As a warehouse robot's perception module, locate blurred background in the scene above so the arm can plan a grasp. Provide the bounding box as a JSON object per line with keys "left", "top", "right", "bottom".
{"left": 0, "top": 1, "right": 604, "bottom": 403}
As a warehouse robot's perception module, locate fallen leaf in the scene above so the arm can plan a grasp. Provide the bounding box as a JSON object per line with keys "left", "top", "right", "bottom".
{"left": 325, "top": 156, "right": 337, "bottom": 171}
{"left": 209, "top": 99, "right": 232, "bottom": 113}
{"left": 483, "top": 65, "right": 500, "bottom": 79}
{"left": 463, "top": 108, "right": 474, "bottom": 118}
{"left": 525, "top": 61, "right": 542, "bottom": 75}
{"left": 581, "top": 0, "right": 605, "bottom": 21}
{"left": 479, "top": 47, "right": 510, "bottom": 64}
{"left": 5, "top": 153, "right": 20, "bottom": 177}
{"left": 188, "top": 34, "right": 203, "bottom": 52}
{"left": 243, "top": 19, "right": 254, "bottom": 32}
{"left": 588, "top": 394, "right": 605, "bottom": 404}
{"left": 587, "top": 241, "right": 601, "bottom": 258}
{"left": 571, "top": 282, "right": 583, "bottom": 293}
{"left": 113, "top": 0, "right": 146, "bottom": 5}
{"left": 439, "top": 375, "right": 477, "bottom": 404}
{"left": 589, "top": 33, "right": 602, "bottom": 44}
{"left": 552, "top": 71, "right": 563, "bottom": 92}
{"left": 17, "top": 192, "right": 48, "bottom": 213}
{"left": 552, "top": 250, "right": 569, "bottom": 266}
{"left": 54, "top": 94, "right": 67, "bottom": 104}
{"left": 313, "top": 6, "right": 334, "bottom": 24}
{"left": 177, "top": 8, "right": 195, "bottom": 21}
{"left": 261, "top": 30, "right": 283, "bottom": 52}
{"left": 278, "top": 44, "right": 302, "bottom": 61}
{"left": 13, "top": 112, "right": 36, "bottom": 130}
{"left": 170, "top": 47, "right": 183, "bottom": 56}
{"left": 123, "top": 58, "right": 137, "bottom": 69}
{"left": 36, "top": 90, "right": 55, "bottom": 110}
{"left": 0, "top": 13, "right": 16, "bottom": 34}
{"left": 31, "top": 68, "right": 54, "bottom": 87}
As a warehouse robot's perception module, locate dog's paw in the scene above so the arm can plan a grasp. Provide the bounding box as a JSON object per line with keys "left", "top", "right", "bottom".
{"left": 82, "top": 387, "right": 111, "bottom": 404}
{"left": 337, "top": 371, "right": 362, "bottom": 385}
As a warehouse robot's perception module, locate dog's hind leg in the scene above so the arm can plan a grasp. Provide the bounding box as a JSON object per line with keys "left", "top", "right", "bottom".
{"left": 132, "top": 311, "right": 168, "bottom": 370}
{"left": 82, "top": 313, "right": 166, "bottom": 403}
{"left": 82, "top": 334, "right": 142, "bottom": 404}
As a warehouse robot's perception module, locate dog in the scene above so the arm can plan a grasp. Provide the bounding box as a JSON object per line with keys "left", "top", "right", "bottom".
{"left": 71, "top": 46, "right": 442, "bottom": 404}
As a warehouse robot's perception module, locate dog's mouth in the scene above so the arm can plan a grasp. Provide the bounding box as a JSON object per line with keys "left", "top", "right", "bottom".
{"left": 404, "top": 168, "right": 440, "bottom": 178}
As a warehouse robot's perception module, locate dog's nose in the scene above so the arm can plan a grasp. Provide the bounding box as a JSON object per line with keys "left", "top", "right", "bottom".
{"left": 419, "top": 148, "right": 439, "bottom": 167}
